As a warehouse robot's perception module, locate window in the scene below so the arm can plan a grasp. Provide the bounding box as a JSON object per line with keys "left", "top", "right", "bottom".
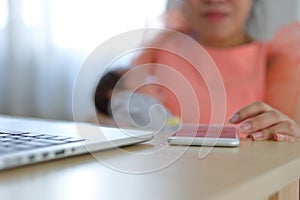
{"left": 12, "top": 0, "right": 166, "bottom": 49}
{"left": 51, "top": 0, "right": 166, "bottom": 49}
{"left": 0, "top": 0, "right": 168, "bottom": 120}
{"left": 0, "top": 0, "right": 8, "bottom": 29}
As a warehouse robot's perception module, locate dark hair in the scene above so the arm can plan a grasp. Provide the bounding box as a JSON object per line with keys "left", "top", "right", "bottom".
{"left": 94, "top": 69, "right": 124, "bottom": 115}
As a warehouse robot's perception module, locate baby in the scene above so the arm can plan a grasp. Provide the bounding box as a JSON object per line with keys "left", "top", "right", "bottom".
{"left": 94, "top": 67, "right": 180, "bottom": 131}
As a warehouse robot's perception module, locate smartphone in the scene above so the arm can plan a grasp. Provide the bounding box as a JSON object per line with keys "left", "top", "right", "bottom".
{"left": 167, "top": 124, "right": 240, "bottom": 147}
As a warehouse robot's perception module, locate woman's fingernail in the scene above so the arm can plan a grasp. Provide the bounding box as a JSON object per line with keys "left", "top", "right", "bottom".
{"left": 228, "top": 113, "right": 239, "bottom": 123}
{"left": 251, "top": 132, "right": 264, "bottom": 141}
{"left": 273, "top": 133, "right": 284, "bottom": 141}
{"left": 240, "top": 122, "right": 251, "bottom": 132}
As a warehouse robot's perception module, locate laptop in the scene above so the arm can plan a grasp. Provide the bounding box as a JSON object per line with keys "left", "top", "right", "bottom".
{"left": 0, "top": 115, "right": 153, "bottom": 170}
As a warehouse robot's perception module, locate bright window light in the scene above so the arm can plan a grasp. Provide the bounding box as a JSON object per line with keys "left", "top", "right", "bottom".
{"left": 22, "top": 0, "right": 42, "bottom": 27}
{"left": 51, "top": 0, "right": 167, "bottom": 49}
{"left": 0, "top": 0, "right": 8, "bottom": 29}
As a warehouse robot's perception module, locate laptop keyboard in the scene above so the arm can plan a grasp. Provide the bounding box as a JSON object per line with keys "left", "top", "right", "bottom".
{"left": 0, "top": 131, "right": 84, "bottom": 154}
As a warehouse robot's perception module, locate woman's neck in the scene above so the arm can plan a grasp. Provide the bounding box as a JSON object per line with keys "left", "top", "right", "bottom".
{"left": 198, "top": 32, "right": 253, "bottom": 48}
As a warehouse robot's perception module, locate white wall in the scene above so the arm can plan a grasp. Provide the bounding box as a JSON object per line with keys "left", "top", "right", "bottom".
{"left": 248, "top": 0, "right": 300, "bottom": 40}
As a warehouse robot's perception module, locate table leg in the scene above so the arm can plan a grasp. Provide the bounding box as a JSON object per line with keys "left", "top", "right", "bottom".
{"left": 268, "top": 180, "right": 299, "bottom": 200}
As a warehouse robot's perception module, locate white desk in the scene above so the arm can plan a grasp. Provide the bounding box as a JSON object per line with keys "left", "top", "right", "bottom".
{"left": 0, "top": 116, "right": 299, "bottom": 200}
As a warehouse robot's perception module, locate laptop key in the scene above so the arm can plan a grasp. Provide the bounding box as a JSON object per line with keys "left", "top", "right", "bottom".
{"left": 23, "top": 133, "right": 44, "bottom": 137}
{"left": 33, "top": 138, "right": 69, "bottom": 145}
{"left": 66, "top": 138, "right": 85, "bottom": 142}
{"left": 0, "top": 137, "right": 14, "bottom": 142}
{"left": 49, "top": 136, "right": 71, "bottom": 140}
{"left": 0, "top": 131, "right": 27, "bottom": 135}
{"left": 18, "top": 138, "right": 32, "bottom": 142}
{"left": 35, "top": 134, "right": 58, "bottom": 139}
{"left": 6, "top": 135, "right": 23, "bottom": 139}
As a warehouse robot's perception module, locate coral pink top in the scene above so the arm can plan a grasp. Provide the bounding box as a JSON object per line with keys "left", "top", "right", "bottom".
{"left": 132, "top": 22, "right": 300, "bottom": 125}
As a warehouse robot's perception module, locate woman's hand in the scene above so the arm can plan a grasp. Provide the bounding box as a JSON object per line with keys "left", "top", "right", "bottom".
{"left": 228, "top": 101, "right": 300, "bottom": 142}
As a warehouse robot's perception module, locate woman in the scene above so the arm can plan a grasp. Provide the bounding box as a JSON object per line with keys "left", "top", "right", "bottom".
{"left": 131, "top": 0, "right": 300, "bottom": 141}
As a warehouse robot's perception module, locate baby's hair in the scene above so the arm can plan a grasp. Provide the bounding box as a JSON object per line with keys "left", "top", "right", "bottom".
{"left": 94, "top": 69, "right": 126, "bottom": 115}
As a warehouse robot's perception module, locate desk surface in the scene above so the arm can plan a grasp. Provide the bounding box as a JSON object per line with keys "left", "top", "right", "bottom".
{"left": 0, "top": 116, "right": 300, "bottom": 200}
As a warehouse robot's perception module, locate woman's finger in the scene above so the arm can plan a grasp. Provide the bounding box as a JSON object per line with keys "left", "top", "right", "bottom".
{"left": 273, "top": 133, "right": 296, "bottom": 142}
{"left": 250, "top": 121, "right": 298, "bottom": 141}
{"left": 250, "top": 129, "right": 273, "bottom": 141}
{"left": 239, "top": 110, "right": 285, "bottom": 133}
{"left": 228, "top": 101, "right": 271, "bottom": 124}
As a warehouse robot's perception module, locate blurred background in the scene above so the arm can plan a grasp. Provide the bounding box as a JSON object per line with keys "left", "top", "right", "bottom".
{"left": 0, "top": 0, "right": 167, "bottom": 121}
{"left": 0, "top": 0, "right": 299, "bottom": 122}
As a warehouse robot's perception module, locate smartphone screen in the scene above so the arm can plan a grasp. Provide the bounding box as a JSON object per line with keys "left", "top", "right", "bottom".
{"left": 168, "top": 125, "right": 239, "bottom": 147}
{"left": 173, "top": 125, "right": 237, "bottom": 138}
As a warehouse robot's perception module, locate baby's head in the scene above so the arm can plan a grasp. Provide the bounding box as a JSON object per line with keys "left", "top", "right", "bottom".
{"left": 94, "top": 66, "right": 164, "bottom": 116}
{"left": 94, "top": 69, "right": 127, "bottom": 115}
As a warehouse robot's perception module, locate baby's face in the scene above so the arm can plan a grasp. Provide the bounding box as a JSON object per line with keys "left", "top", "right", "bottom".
{"left": 184, "top": 0, "right": 253, "bottom": 46}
